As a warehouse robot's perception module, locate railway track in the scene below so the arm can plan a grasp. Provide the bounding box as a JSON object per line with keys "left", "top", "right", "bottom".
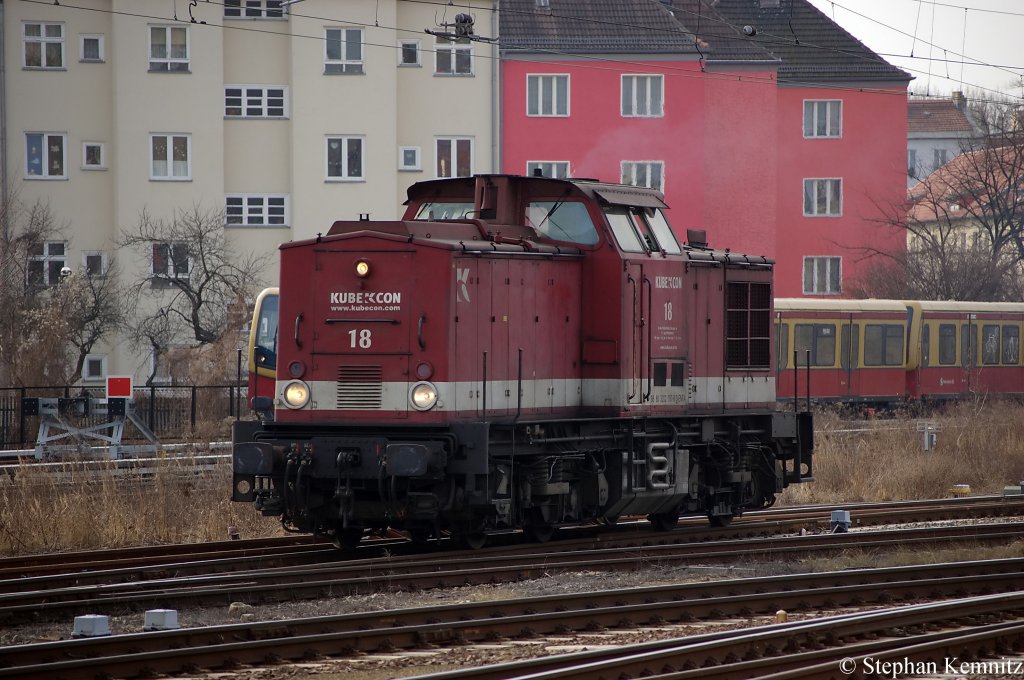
{"left": 3, "top": 557, "right": 1023, "bottom": 679}
{"left": 2, "top": 519, "right": 1023, "bottom": 626}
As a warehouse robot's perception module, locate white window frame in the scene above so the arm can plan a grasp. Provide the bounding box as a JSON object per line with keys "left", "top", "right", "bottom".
{"left": 82, "top": 250, "right": 108, "bottom": 277}
{"left": 82, "top": 354, "right": 108, "bottom": 382}
{"left": 527, "top": 74, "right": 570, "bottom": 117}
{"left": 224, "top": 85, "right": 288, "bottom": 118}
{"left": 399, "top": 40, "right": 421, "bottom": 66}
{"left": 82, "top": 142, "right": 106, "bottom": 170}
{"left": 802, "top": 99, "right": 842, "bottom": 138}
{"left": 803, "top": 256, "right": 842, "bottom": 295}
{"left": 152, "top": 242, "right": 191, "bottom": 281}
{"left": 223, "top": 0, "right": 286, "bottom": 19}
{"left": 79, "top": 33, "right": 104, "bottom": 62}
{"left": 148, "top": 25, "right": 190, "bottom": 72}
{"left": 23, "top": 22, "right": 64, "bottom": 69}
{"left": 28, "top": 240, "right": 68, "bottom": 287}
{"left": 149, "top": 133, "right": 192, "bottom": 181}
{"left": 226, "top": 194, "right": 290, "bottom": 227}
{"left": 325, "top": 136, "right": 365, "bottom": 181}
{"left": 621, "top": 161, "right": 664, "bottom": 192}
{"left": 526, "top": 161, "right": 570, "bottom": 179}
{"left": 803, "top": 178, "right": 842, "bottom": 217}
{"left": 324, "top": 27, "right": 364, "bottom": 74}
{"left": 435, "top": 37, "right": 473, "bottom": 76}
{"left": 25, "top": 132, "right": 67, "bottom": 180}
{"left": 621, "top": 74, "right": 664, "bottom": 117}
{"left": 399, "top": 146, "right": 422, "bottom": 171}
{"left": 435, "top": 137, "right": 473, "bottom": 178}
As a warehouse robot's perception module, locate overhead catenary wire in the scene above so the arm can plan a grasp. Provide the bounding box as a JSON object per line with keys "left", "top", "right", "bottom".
{"left": 13, "top": 0, "right": 1022, "bottom": 105}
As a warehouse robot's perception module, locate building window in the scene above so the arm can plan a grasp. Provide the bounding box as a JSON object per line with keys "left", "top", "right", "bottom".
{"left": 435, "top": 37, "right": 472, "bottom": 75}
{"left": 79, "top": 33, "right": 104, "bottom": 62}
{"left": 149, "top": 26, "right": 189, "bottom": 72}
{"left": 399, "top": 40, "right": 420, "bottom": 66}
{"left": 326, "top": 136, "right": 364, "bottom": 180}
{"left": 224, "top": 0, "right": 285, "bottom": 19}
{"left": 527, "top": 74, "right": 569, "bottom": 116}
{"left": 399, "top": 146, "right": 421, "bottom": 171}
{"left": 325, "top": 28, "right": 363, "bottom": 74}
{"left": 23, "top": 22, "right": 64, "bottom": 69}
{"left": 150, "top": 134, "right": 191, "bottom": 180}
{"left": 83, "top": 354, "right": 107, "bottom": 381}
{"left": 82, "top": 142, "right": 106, "bottom": 170}
{"left": 803, "top": 256, "right": 841, "bottom": 295}
{"left": 26, "top": 132, "right": 67, "bottom": 179}
{"left": 803, "top": 100, "right": 841, "bottom": 138}
{"left": 82, "top": 251, "right": 108, "bottom": 276}
{"left": 226, "top": 194, "right": 289, "bottom": 226}
{"left": 621, "top": 161, "right": 664, "bottom": 192}
{"left": 908, "top": 148, "right": 917, "bottom": 178}
{"left": 28, "top": 241, "right": 67, "bottom": 286}
{"left": 436, "top": 137, "right": 472, "bottom": 177}
{"left": 803, "top": 178, "right": 842, "bottom": 216}
{"left": 621, "top": 74, "right": 663, "bottom": 117}
{"left": 933, "top": 148, "right": 948, "bottom": 171}
{"left": 527, "top": 161, "right": 570, "bottom": 179}
{"left": 225, "top": 86, "right": 287, "bottom": 118}
{"left": 152, "top": 242, "right": 190, "bottom": 281}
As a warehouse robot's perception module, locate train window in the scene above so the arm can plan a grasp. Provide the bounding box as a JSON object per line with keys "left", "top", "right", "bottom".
{"left": 640, "top": 209, "right": 681, "bottom": 254}
{"left": 654, "top": 362, "right": 667, "bottom": 387}
{"left": 525, "top": 201, "right": 599, "bottom": 245}
{"left": 254, "top": 293, "right": 279, "bottom": 369}
{"left": 863, "top": 324, "right": 904, "bottom": 366}
{"left": 840, "top": 323, "right": 859, "bottom": 369}
{"left": 794, "top": 324, "right": 835, "bottom": 367}
{"left": 938, "top": 324, "right": 956, "bottom": 365}
{"left": 604, "top": 209, "right": 645, "bottom": 252}
{"left": 414, "top": 202, "right": 475, "bottom": 220}
{"left": 921, "top": 324, "right": 930, "bottom": 367}
{"left": 961, "top": 325, "right": 977, "bottom": 368}
{"left": 1002, "top": 326, "right": 1020, "bottom": 364}
{"left": 982, "top": 325, "right": 1000, "bottom": 365}
{"left": 775, "top": 323, "right": 789, "bottom": 370}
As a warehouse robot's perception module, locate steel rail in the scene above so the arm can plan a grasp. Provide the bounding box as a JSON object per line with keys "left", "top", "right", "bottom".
{"left": 2, "top": 559, "right": 1024, "bottom": 680}
{"left": 1, "top": 522, "right": 1022, "bottom": 626}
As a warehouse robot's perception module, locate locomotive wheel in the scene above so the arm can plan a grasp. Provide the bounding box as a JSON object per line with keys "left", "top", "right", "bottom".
{"left": 648, "top": 512, "right": 679, "bottom": 532}
{"left": 523, "top": 522, "right": 555, "bottom": 544}
{"left": 332, "top": 526, "right": 364, "bottom": 550}
{"left": 708, "top": 514, "right": 734, "bottom": 528}
{"left": 454, "top": 531, "right": 487, "bottom": 550}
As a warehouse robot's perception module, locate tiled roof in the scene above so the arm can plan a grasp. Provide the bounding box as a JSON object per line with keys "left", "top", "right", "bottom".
{"left": 908, "top": 99, "right": 975, "bottom": 133}
{"left": 499, "top": 0, "right": 776, "bottom": 62}
{"left": 907, "top": 145, "right": 1019, "bottom": 222}
{"left": 708, "top": 0, "right": 912, "bottom": 83}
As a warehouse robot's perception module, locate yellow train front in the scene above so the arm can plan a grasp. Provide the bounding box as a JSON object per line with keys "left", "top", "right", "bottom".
{"left": 233, "top": 175, "right": 813, "bottom": 548}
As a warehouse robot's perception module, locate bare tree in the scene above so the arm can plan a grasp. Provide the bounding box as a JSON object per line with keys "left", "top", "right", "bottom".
{"left": 118, "top": 204, "right": 269, "bottom": 384}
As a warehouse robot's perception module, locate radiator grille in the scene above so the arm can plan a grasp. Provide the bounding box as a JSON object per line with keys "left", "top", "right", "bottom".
{"left": 336, "top": 365, "right": 383, "bottom": 409}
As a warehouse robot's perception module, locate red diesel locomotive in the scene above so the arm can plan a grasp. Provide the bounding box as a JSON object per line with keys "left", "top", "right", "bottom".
{"left": 232, "top": 174, "right": 814, "bottom": 548}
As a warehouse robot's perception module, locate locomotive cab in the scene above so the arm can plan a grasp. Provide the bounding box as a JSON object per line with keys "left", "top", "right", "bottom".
{"left": 233, "top": 175, "right": 813, "bottom": 549}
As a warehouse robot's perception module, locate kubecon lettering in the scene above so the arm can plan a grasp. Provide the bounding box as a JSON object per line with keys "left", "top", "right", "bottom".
{"left": 330, "top": 292, "right": 402, "bottom": 304}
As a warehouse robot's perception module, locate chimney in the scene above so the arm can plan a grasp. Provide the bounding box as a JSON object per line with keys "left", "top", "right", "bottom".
{"left": 952, "top": 91, "right": 966, "bottom": 112}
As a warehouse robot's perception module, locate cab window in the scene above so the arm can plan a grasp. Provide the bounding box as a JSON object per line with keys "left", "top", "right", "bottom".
{"left": 525, "top": 201, "right": 599, "bottom": 245}
{"left": 253, "top": 293, "right": 279, "bottom": 370}
{"left": 604, "top": 208, "right": 645, "bottom": 252}
{"left": 414, "top": 202, "right": 475, "bottom": 219}
{"left": 642, "top": 209, "right": 681, "bottom": 254}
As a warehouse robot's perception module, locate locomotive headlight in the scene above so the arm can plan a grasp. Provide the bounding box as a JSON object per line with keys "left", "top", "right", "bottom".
{"left": 282, "top": 380, "right": 311, "bottom": 409}
{"left": 409, "top": 381, "right": 438, "bottom": 411}
{"left": 354, "top": 259, "right": 371, "bottom": 278}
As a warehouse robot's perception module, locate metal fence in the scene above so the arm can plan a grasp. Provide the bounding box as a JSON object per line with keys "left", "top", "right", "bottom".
{"left": 0, "top": 384, "right": 250, "bottom": 450}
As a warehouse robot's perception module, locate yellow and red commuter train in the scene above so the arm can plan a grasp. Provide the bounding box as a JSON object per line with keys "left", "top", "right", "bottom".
{"left": 775, "top": 298, "right": 1024, "bottom": 404}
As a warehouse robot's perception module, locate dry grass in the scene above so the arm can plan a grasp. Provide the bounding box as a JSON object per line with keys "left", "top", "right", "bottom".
{"left": 2, "top": 401, "right": 1023, "bottom": 556}
{"left": 0, "top": 457, "right": 280, "bottom": 556}
{"left": 780, "top": 400, "right": 1024, "bottom": 505}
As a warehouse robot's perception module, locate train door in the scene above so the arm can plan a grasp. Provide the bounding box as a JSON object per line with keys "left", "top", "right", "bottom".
{"left": 961, "top": 315, "right": 977, "bottom": 395}
{"left": 840, "top": 314, "right": 859, "bottom": 399}
{"left": 626, "top": 261, "right": 646, "bottom": 405}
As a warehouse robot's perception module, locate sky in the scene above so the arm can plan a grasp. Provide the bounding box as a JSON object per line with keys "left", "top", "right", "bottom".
{"left": 804, "top": 0, "right": 1023, "bottom": 101}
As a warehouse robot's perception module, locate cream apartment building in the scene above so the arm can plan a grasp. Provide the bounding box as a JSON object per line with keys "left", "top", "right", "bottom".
{"left": 1, "top": 0, "right": 497, "bottom": 383}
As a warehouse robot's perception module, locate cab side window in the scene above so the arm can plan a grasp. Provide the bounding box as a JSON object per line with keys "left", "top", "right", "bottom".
{"left": 525, "top": 201, "right": 600, "bottom": 245}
